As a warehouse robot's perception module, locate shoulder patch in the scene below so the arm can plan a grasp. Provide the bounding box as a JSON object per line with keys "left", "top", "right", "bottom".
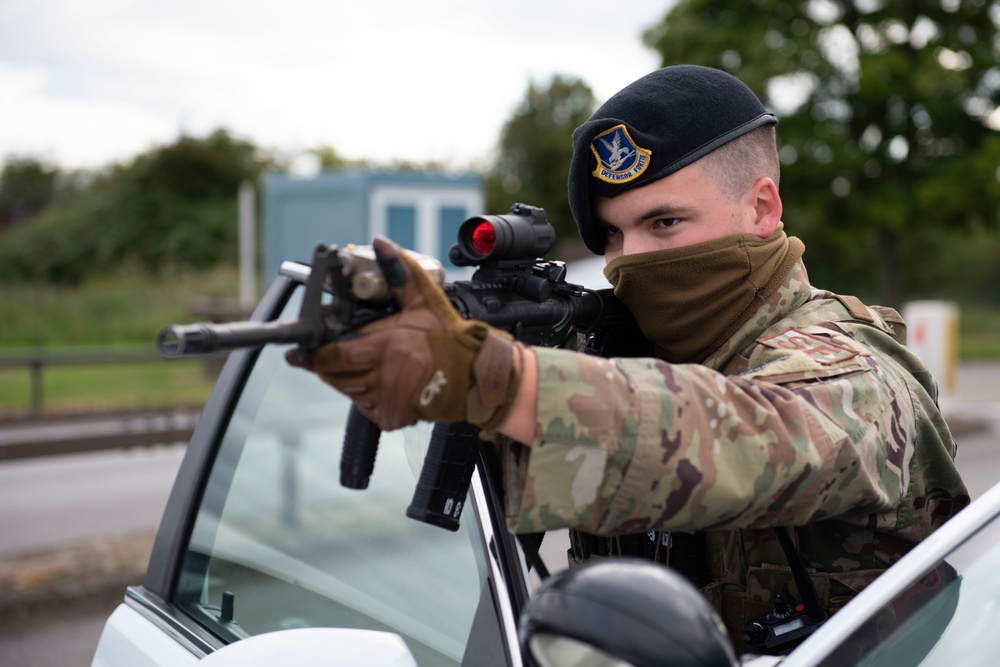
{"left": 757, "top": 327, "right": 859, "bottom": 365}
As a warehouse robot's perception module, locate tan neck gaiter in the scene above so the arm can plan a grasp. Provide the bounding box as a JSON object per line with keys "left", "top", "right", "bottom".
{"left": 603, "top": 225, "right": 805, "bottom": 363}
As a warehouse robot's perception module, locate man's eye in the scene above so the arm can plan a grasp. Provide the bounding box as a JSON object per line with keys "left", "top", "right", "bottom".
{"left": 603, "top": 225, "right": 621, "bottom": 236}
{"left": 654, "top": 218, "right": 681, "bottom": 229}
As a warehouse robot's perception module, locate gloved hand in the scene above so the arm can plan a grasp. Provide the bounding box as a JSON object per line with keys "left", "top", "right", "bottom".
{"left": 288, "top": 236, "right": 523, "bottom": 432}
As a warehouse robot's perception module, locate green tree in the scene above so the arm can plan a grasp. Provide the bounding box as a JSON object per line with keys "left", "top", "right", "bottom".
{"left": 0, "top": 130, "right": 274, "bottom": 283}
{"left": 117, "top": 129, "right": 268, "bottom": 271}
{"left": 486, "top": 75, "right": 597, "bottom": 249}
{"left": 644, "top": 0, "right": 1000, "bottom": 306}
{"left": 309, "top": 145, "right": 355, "bottom": 170}
{"left": 0, "top": 157, "right": 59, "bottom": 230}
{"left": 309, "top": 144, "right": 451, "bottom": 174}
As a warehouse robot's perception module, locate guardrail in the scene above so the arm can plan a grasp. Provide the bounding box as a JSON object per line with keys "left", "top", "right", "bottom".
{"left": 0, "top": 347, "right": 223, "bottom": 418}
{"left": 0, "top": 409, "right": 199, "bottom": 461}
{"left": 0, "top": 347, "right": 164, "bottom": 417}
{"left": 0, "top": 348, "right": 209, "bottom": 459}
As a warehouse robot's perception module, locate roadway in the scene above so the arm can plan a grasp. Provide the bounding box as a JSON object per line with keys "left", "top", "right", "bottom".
{"left": 0, "top": 443, "right": 186, "bottom": 556}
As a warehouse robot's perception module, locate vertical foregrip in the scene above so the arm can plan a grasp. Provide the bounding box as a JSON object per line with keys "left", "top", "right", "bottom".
{"left": 340, "top": 405, "right": 382, "bottom": 489}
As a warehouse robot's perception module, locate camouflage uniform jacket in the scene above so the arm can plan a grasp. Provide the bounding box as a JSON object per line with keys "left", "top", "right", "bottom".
{"left": 502, "top": 259, "right": 969, "bottom": 647}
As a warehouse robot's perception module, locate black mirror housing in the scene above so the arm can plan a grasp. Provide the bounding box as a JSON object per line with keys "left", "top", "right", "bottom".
{"left": 518, "top": 558, "right": 738, "bottom": 667}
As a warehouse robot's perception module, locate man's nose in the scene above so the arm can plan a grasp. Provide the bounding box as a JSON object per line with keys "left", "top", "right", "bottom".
{"left": 621, "top": 232, "right": 649, "bottom": 257}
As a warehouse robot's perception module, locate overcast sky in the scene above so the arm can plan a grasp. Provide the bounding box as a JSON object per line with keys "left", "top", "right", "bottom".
{"left": 0, "top": 1, "right": 672, "bottom": 172}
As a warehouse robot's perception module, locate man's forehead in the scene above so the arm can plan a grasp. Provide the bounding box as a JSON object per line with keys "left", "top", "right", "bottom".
{"left": 591, "top": 162, "right": 713, "bottom": 218}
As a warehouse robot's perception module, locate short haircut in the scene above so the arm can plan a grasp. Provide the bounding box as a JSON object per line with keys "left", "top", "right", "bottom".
{"left": 698, "top": 125, "right": 780, "bottom": 202}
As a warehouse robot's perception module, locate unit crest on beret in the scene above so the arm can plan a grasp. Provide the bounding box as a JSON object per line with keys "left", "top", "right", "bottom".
{"left": 590, "top": 124, "right": 652, "bottom": 185}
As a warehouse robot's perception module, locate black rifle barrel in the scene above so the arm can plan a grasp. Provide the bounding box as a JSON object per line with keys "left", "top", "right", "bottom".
{"left": 156, "top": 320, "right": 323, "bottom": 357}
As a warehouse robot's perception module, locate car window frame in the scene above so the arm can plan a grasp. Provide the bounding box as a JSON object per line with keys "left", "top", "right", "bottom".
{"left": 123, "top": 261, "right": 534, "bottom": 662}
{"left": 780, "top": 481, "right": 1000, "bottom": 666}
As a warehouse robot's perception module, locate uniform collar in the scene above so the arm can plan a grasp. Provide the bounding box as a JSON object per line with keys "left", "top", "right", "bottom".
{"left": 703, "top": 259, "right": 814, "bottom": 373}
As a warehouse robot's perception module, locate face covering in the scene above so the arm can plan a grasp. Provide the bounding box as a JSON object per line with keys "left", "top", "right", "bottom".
{"left": 603, "top": 225, "right": 805, "bottom": 363}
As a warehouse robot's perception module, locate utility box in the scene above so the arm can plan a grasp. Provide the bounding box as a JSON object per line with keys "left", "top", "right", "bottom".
{"left": 903, "top": 300, "right": 959, "bottom": 413}
{"left": 263, "top": 170, "right": 483, "bottom": 281}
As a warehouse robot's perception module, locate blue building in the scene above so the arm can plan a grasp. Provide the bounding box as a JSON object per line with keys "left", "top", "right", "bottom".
{"left": 263, "top": 170, "right": 483, "bottom": 281}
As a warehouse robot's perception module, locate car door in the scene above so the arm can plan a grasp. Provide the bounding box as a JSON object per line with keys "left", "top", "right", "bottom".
{"left": 92, "top": 264, "right": 533, "bottom": 667}
{"left": 779, "top": 481, "right": 1000, "bottom": 667}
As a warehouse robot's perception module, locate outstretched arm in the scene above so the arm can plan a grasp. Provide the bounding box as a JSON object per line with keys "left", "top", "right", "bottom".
{"left": 499, "top": 347, "right": 539, "bottom": 443}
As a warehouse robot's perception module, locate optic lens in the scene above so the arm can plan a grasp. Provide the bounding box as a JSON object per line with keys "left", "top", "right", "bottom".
{"left": 470, "top": 221, "right": 496, "bottom": 256}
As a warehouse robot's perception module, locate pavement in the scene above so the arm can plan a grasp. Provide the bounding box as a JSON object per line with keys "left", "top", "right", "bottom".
{"left": 0, "top": 407, "right": 198, "bottom": 461}
{"left": 0, "top": 531, "right": 154, "bottom": 622}
{"left": 0, "top": 531, "right": 155, "bottom": 667}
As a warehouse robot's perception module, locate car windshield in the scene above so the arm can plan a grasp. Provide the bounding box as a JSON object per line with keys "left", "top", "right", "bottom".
{"left": 819, "top": 508, "right": 1000, "bottom": 666}
{"left": 172, "top": 284, "right": 510, "bottom": 667}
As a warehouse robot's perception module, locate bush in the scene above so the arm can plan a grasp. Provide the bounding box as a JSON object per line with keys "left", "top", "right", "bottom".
{"left": 0, "top": 129, "right": 269, "bottom": 284}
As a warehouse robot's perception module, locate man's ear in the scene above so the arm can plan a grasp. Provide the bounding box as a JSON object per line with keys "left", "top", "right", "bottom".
{"left": 749, "top": 177, "right": 782, "bottom": 238}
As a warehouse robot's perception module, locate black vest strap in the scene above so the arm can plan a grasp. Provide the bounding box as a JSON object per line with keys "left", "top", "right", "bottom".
{"left": 571, "top": 530, "right": 712, "bottom": 587}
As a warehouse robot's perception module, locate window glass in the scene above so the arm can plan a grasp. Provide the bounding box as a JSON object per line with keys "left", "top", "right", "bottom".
{"left": 387, "top": 205, "right": 417, "bottom": 250}
{"left": 820, "top": 512, "right": 1000, "bottom": 666}
{"left": 174, "top": 286, "right": 508, "bottom": 667}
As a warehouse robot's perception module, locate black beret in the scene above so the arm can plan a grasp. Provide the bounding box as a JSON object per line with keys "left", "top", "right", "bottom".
{"left": 568, "top": 65, "right": 777, "bottom": 254}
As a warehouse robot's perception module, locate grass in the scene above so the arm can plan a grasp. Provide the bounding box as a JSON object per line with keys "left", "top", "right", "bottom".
{"left": 0, "top": 263, "right": 242, "bottom": 419}
{"left": 959, "top": 305, "right": 1000, "bottom": 360}
{"left": 0, "top": 358, "right": 217, "bottom": 419}
{"left": 0, "top": 262, "right": 244, "bottom": 348}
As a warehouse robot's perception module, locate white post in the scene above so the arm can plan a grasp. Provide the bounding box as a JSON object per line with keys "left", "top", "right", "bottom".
{"left": 902, "top": 300, "right": 959, "bottom": 415}
{"left": 238, "top": 181, "right": 256, "bottom": 312}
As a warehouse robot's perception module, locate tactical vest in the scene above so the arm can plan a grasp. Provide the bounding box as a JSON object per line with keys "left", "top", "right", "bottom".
{"left": 571, "top": 294, "right": 915, "bottom": 655}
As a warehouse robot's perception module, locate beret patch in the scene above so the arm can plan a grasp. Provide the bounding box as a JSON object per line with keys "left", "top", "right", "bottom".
{"left": 590, "top": 124, "right": 652, "bottom": 185}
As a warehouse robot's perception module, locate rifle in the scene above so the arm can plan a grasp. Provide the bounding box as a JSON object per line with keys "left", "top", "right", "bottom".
{"left": 157, "top": 203, "right": 611, "bottom": 531}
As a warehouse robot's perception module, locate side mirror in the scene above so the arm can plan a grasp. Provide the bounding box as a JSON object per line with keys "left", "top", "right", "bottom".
{"left": 519, "top": 558, "right": 738, "bottom": 667}
{"left": 199, "top": 627, "right": 419, "bottom": 667}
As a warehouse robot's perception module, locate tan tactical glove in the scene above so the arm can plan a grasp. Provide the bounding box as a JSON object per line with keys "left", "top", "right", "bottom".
{"left": 289, "top": 236, "right": 523, "bottom": 432}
